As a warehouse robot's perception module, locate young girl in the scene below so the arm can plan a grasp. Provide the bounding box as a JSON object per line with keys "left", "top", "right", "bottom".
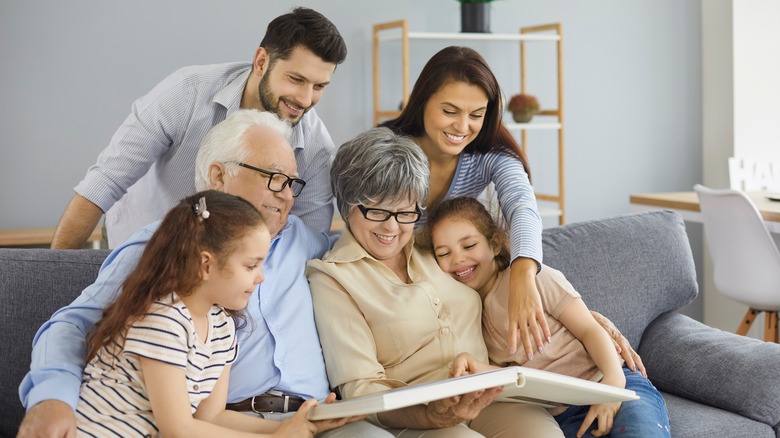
{"left": 423, "top": 197, "right": 671, "bottom": 438}
{"left": 76, "top": 190, "right": 320, "bottom": 438}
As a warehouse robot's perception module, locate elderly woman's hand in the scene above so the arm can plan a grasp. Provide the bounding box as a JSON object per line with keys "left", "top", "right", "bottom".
{"left": 449, "top": 353, "right": 499, "bottom": 377}
{"left": 424, "top": 386, "right": 504, "bottom": 428}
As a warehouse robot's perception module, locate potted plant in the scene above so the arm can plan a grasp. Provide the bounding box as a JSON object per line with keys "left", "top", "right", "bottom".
{"left": 458, "top": 0, "right": 494, "bottom": 33}
{"left": 507, "top": 93, "right": 540, "bottom": 123}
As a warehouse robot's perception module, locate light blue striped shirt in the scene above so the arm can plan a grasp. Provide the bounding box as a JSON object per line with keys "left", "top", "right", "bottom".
{"left": 75, "top": 63, "right": 335, "bottom": 247}
{"left": 419, "top": 151, "right": 543, "bottom": 266}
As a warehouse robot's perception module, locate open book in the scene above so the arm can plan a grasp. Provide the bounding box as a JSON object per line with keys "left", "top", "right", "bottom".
{"left": 307, "top": 366, "right": 638, "bottom": 420}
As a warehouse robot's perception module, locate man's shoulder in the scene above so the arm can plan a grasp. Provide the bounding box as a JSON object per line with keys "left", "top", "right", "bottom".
{"left": 164, "top": 62, "right": 250, "bottom": 87}
{"left": 294, "top": 109, "right": 335, "bottom": 152}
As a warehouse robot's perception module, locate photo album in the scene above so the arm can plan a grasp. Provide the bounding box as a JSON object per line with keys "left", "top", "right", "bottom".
{"left": 307, "top": 366, "right": 638, "bottom": 420}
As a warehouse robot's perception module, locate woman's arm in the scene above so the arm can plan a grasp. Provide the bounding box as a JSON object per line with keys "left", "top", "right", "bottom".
{"left": 484, "top": 152, "right": 550, "bottom": 358}
{"left": 141, "top": 358, "right": 317, "bottom": 438}
{"left": 508, "top": 258, "right": 551, "bottom": 359}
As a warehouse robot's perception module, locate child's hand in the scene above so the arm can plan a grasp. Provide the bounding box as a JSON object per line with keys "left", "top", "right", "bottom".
{"left": 310, "top": 392, "right": 367, "bottom": 433}
{"left": 577, "top": 402, "right": 621, "bottom": 437}
{"left": 272, "top": 399, "right": 319, "bottom": 438}
{"left": 449, "top": 352, "right": 499, "bottom": 377}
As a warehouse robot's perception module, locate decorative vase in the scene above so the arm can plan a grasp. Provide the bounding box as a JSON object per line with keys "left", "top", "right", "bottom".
{"left": 512, "top": 111, "right": 535, "bottom": 123}
{"left": 461, "top": 2, "right": 491, "bottom": 33}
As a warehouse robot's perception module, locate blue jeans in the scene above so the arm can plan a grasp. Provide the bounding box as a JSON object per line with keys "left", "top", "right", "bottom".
{"left": 554, "top": 366, "right": 670, "bottom": 438}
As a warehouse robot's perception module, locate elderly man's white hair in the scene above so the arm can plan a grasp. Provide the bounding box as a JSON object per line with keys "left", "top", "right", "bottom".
{"left": 194, "top": 109, "right": 292, "bottom": 191}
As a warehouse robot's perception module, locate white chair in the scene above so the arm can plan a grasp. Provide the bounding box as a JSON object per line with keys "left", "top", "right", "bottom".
{"left": 694, "top": 184, "right": 780, "bottom": 342}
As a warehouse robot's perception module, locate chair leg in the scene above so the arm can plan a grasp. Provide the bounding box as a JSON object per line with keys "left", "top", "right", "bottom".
{"left": 737, "top": 308, "right": 760, "bottom": 336}
{"left": 764, "top": 311, "right": 778, "bottom": 343}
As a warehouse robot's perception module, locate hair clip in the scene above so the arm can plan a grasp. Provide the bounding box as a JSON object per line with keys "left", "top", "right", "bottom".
{"left": 194, "top": 196, "right": 210, "bottom": 220}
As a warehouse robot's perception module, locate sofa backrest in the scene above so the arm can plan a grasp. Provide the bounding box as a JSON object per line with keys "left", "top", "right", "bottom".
{"left": 541, "top": 210, "right": 698, "bottom": 348}
{"left": 0, "top": 210, "right": 697, "bottom": 435}
{"left": 0, "top": 248, "right": 110, "bottom": 437}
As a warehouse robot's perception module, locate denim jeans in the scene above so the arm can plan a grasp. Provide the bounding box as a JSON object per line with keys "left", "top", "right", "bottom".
{"left": 554, "top": 366, "right": 671, "bottom": 438}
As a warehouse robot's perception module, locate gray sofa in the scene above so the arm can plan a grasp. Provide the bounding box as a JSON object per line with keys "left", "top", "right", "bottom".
{"left": 2, "top": 210, "right": 779, "bottom": 437}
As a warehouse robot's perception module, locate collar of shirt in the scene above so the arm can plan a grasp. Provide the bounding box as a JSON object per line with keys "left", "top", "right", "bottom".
{"left": 213, "top": 65, "right": 252, "bottom": 115}
{"left": 323, "top": 228, "right": 417, "bottom": 277}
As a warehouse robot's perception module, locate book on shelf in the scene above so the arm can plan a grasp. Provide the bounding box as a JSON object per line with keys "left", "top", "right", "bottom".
{"left": 307, "top": 366, "right": 638, "bottom": 421}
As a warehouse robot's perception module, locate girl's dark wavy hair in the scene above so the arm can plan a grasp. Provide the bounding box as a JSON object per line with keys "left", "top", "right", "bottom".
{"left": 86, "top": 190, "right": 266, "bottom": 361}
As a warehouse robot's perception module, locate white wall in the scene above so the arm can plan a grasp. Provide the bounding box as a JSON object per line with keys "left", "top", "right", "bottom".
{"left": 701, "top": 0, "right": 780, "bottom": 339}
{"left": 734, "top": 0, "right": 780, "bottom": 162}
{"left": 1, "top": 1, "right": 704, "bottom": 318}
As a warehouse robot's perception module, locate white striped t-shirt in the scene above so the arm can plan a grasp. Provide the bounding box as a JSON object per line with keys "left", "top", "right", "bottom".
{"left": 76, "top": 293, "right": 237, "bottom": 437}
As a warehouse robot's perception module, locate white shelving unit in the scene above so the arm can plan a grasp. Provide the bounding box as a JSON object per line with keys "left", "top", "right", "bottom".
{"left": 372, "top": 20, "right": 565, "bottom": 224}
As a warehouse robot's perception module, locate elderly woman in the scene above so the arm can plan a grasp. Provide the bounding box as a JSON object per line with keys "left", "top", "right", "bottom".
{"left": 306, "top": 127, "right": 564, "bottom": 437}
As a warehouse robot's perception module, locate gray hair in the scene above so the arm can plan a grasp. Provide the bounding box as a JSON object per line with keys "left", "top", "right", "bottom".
{"left": 194, "top": 109, "right": 292, "bottom": 191}
{"left": 331, "top": 127, "right": 429, "bottom": 222}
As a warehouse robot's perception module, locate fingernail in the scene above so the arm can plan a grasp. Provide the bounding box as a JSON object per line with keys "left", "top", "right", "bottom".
{"left": 547, "top": 336, "right": 552, "bottom": 344}
{"left": 538, "top": 345, "right": 544, "bottom": 354}
{"left": 527, "top": 352, "right": 534, "bottom": 361}
{"left": 509, "top": 347, "right": 516, "bottom": 355}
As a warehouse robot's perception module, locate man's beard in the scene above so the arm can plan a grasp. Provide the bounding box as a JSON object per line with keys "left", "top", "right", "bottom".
{"left": 258, "top": 74, "right": 305, "bottom": 127}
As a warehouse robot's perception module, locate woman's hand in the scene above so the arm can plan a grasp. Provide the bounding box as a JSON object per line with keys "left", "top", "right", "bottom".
{"left": 309, "top": 392, "right": 367, "bottom": 434}
{"left": 577, "top": 402, "right": 621, "bottom": 437}
{"left": 449, "top": 352, "right": 499, "bottom": 377}
{"left": 508, "top": 258, "right": 550, "bottom": 359}
{"left": 590, "top": 311, "right": 647, "bottom": 377}
{"left": 424, "top": 387, "right": 504, "bottom": 428}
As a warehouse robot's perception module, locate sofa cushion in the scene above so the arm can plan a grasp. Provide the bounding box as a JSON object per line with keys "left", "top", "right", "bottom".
{"left": 640, "top": 312, "right": 780, "bottom": 433}
{"left": 541, "top": 210, "right": 698, "bottom": 348}
{"left": 662, "top": 392, "right": 774, "bottom": 438}
{"left": 0, "top": 248, "right": 110, "bottom": 438}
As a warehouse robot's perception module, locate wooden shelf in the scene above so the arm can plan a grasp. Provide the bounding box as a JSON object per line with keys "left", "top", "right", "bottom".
{"left": 506, "top": 122, "right": 562, "bottom": 131}
{"left": 0, "top": 226, "right": 102, "bottom": 248}
{"left": 378, "top": 32, "right": 560, "bottom": 42}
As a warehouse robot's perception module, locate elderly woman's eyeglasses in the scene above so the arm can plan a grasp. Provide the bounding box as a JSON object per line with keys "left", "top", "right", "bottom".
{"left": 357, "top": 205, "right": 421, "bottom": 224}
{"left": 234, "top": 162, "right": 307, "bottom": 198}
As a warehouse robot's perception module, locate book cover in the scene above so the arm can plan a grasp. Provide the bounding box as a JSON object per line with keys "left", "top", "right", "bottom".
{"left": 308, "top": 366, "right": 638, "bottom": 421}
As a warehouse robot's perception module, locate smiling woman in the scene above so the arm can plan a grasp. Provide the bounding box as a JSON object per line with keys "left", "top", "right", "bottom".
{"left": 306, "top": 127, "right": 566, "bottom": 437}
{"left": 380, "top": 46, "right": 549, "bottom": 360}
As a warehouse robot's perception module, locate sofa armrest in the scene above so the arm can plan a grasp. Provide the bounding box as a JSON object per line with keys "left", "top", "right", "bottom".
{"left": 638, "top": 312, "right": 780, "bottom": 428}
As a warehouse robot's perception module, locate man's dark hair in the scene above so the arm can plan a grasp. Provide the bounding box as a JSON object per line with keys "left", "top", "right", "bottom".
{"left": 260, "top": 7, "right": 347, "bottom": 66}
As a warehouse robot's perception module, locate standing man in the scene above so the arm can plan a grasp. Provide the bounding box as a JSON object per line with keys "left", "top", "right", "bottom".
{"left": 52, "top": 7, "right": 344, "bottom": 249}
{"left": 19, "top": 110, "right": 390, "bottom": 438}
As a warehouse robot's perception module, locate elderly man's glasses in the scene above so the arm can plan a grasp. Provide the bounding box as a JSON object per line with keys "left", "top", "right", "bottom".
{"left": 235, "top": 162, "right": 306, "bottom": 198}
{"left": 357, "top": 205, "right": 421, "bottom": 224}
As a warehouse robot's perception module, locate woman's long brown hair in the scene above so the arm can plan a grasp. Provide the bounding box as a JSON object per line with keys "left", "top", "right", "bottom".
{"left": 380, "top": 46, "right": 531, "bottom": 181}
{"left": 86, "top": 190, "right": 266, "bottom": 361}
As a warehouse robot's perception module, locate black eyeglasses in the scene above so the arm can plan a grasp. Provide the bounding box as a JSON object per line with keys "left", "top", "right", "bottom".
{"left": 357, "top": 204, "right": 421, "bottom": 224}
{"left": 234, "top": 162, "right": 306, "bottom": 198}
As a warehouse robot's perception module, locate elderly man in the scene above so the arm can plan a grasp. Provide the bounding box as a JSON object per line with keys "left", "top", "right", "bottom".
{"left": 52, "top": 7, "right": 344, "bottom": 249}
{"left": 19, "top": 110, "right": 391, "bottom": 438}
